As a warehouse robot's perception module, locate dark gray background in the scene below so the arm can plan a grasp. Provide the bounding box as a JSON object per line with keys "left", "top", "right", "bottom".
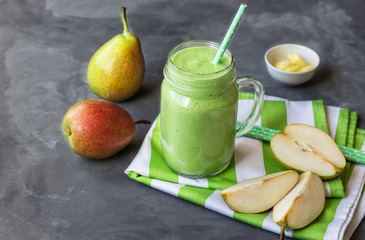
{"left": 1, "top": 0, "right": 364, "bottom": 239}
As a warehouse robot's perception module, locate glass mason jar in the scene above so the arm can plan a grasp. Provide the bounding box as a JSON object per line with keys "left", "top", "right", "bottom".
{"left": 160, "top": 40, "right": 264, "bottom": 178}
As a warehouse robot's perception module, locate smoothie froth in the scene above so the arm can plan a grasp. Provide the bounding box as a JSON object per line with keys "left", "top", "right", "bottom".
{"left": 172, "top": 47, "right": 230, "bottom": 74}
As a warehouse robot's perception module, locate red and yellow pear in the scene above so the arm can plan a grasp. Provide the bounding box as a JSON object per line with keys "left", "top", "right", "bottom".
{"left": 62, "top": 99, "right": 149, "bottom": 159}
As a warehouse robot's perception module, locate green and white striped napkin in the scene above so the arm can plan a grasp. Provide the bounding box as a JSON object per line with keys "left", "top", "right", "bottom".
{"left": 125, "top": 93, "right": 365, "bottom": 240}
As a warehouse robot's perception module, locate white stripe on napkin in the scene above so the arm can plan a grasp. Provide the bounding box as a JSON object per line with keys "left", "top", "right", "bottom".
{"left": 235, "top": 137, "right": 265, "bottom": 183}
{"left": 286, "top": 101, "right": 315, "bottom": 126}
{"left": 125, "top": 120, "right": 156, "bottom": 177}
{"left": 205, "top": 190, "right": 235, "bottom": 218}
{"left": 262, "top": 211, "right": 293, "bottom": 238}
{"left": 178, "top": 175, "right": 209, "bottom": 188}
{"left": 344, "top": 188, "right": 365, "bottom": 239}
{"left": 325, "top": 106, "right": 340, "bottom": 139}
{"left": 323, "top": 164, "right": 365, "bottom": 240}
{"left": 151, "top": 179, "right": 183, "bottom": 197}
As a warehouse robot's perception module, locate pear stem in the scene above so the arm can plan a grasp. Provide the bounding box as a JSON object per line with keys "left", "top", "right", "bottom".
{"left": 134, "top": 120, "right": 151, "bottom": 125}
{"left": 121, "top": 7, "right": 129, "bottom": 34}
{"left": 279, "top": 221, "right": 286, "bottom": 240}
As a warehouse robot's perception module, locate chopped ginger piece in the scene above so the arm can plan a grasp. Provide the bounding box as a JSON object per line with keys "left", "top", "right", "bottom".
{"left": 275, "top": 53, "right": 312, "bottom": 72}
{"left": 299, "top": 65, "right": 313, "bottom": 72}
{"left": 292, "top": 53, "right": 308, "bottom": 67}
{"left": 287, "top": 54, "right": 296, "bottom": 63}
{"left": 284, "top": 65, "right": 300, "bottom": 72}
{"left": 275, "top": 61, "right": 294, "bottom": 70}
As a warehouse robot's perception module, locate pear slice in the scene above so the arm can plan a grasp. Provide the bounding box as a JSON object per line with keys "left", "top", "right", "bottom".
{"left": 220, "top": 170, "right": 299, "bottom": 213}
{"left": 270, "top": 124, "right": 346, "bottom": 180}
{"left": 273, "top": 171, "right": 325, "bottom": 239}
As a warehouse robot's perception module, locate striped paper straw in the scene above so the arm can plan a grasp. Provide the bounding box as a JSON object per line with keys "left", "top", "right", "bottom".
{"left": 212, "top": 4, "right": 247, "bottom": 65}
{"left": 239, "top": 124, "right": 365, "bottom": 165}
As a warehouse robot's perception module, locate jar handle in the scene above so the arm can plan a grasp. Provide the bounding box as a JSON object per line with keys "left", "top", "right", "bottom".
{"left": 236, "top": 76, "right": 265, "bottom": 137}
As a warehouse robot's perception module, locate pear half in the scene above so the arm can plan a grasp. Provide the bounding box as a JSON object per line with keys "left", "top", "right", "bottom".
{"left": 273, "top": 171, "right": 325, "bottom": 233}
{"left": 270, "top": 124, "right": 346, "bottom": 180}
{"left": 220, "top": 170, "right": 299, "bottom": 213}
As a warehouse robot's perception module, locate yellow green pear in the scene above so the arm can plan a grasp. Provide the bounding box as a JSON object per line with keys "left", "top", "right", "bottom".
{"left": 87, "top": 7, "right": 145, "bottom": 101}
{"left": 220, "top": 170, "right": 299, "bottom": 214}
{"left": 272, "top": 171, "right": 325, "bottom": 240}
{"left": 270, "top": 124, "right": 346, "bottom": 180}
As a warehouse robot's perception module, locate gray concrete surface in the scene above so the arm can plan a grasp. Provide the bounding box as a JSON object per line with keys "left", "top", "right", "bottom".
{"left": 0, "top": 0, "right": 364, "bottom": 239}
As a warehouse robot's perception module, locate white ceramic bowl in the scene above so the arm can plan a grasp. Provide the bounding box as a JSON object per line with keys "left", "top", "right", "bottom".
{"left": 264, "top": 44, "right": 320, "bottom": 85}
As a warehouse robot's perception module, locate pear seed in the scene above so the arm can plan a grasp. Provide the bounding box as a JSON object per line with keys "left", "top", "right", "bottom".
{"left": 294, "top": 140, "right": 312, "bottom": 152}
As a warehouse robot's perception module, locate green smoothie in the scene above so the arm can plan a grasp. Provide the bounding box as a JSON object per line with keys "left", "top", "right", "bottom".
{"left": 160, "top": 45, "right": 238, "bottom": 177}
